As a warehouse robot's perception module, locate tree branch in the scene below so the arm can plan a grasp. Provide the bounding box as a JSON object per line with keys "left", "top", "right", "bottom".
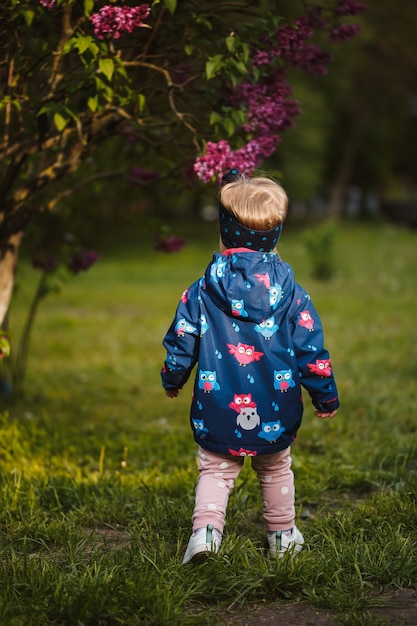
{"left": 123, "top": 60, "right": 200, "bottom": 151}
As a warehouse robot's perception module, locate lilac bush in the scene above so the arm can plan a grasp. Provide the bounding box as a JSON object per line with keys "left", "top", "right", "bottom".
{"left": 35, "top": 0, "right": 365, "bottom": 185}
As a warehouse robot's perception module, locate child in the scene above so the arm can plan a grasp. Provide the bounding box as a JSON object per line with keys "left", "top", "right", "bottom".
{"left": 161, "top": 169, "right": 339, "bottom": 564}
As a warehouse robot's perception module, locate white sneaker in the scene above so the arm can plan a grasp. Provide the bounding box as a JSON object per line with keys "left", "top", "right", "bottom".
{"left": 182, "top": 524, "right": 222, "bottom": 564}
{"left": 267, "top": 525, "right": 304, "bottom": 558}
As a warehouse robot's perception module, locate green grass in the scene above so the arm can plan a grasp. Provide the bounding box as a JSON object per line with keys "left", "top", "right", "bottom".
{"left": 1, "top": 218, "right": 416, "bottom": 625}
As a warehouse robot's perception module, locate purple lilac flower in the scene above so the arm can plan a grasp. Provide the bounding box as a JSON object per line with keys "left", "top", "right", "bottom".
{"left": 276, "top": 17, "right": 313, "bottom": 51}
{"left": 90, "top": 3, "right": 151, "bottom": 40}
{"left": 252, "top": 48, "right": 281, "bottom": 68}
{"left": 67, "top": 249, "right": 100, "bottom": 274}
{"left": 334, "top": 0, "right": 366, "bottom": 17}
{"left": 329, "top": 23, "right": 361, "bottom": 43}
{"left": 306, "top": 6, "right": 328, "bottom": 29}
{"left": 194, "top": 140, "right": 232, "bottom": 182}
{"left": 285, "top": 44, "right": 332, "bottom": 75}
{"left": 39, "top": 0, "right": 56, "bottom": 8}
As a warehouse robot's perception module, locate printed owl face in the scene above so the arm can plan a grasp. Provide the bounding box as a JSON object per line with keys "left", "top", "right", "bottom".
{"left": 198, "top": 370, "right": 220, "bottom": 392}
{"left": 231, "top": 299, "right": 248, "bottom": 317}
{"left": 269, "top": 284, "right": 283, "bottom": 309}
{"left": 229, "top": 393, "right": 256, "bottom": 412}
{"left": 236, "top": 407, "right": 261, "bottom": 430}
{"left": 175, "top": 318, "right": 197, "bottom": 336}
{"left": 254, "top": 316, "right": 279, "bottom": 339}
{"left": 228, "top": 447, "right": 258, "bottom": 457}
{"left": 210, "top": 259, "right": 227, "bottom": 282}
{"left": 257, "top": 420, "right": 285, "bottom": 442}
{"left": 273, "top": 369, "right": 296, "bottom": 390}
{"left": 298, "top": 310, "right": 314, "bottom": 330}
{"left": 192, "top": 419, "right": 209, "bottom": 436}
{"left": 227, "top": 342, "right": 264, "bottom": 365}
{"left": 307, "top": 359, "right": 332, "bottom": 377}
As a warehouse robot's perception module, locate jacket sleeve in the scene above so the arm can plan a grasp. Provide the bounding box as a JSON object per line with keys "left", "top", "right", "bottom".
{"left": 289, "top": 284, "right": 339, "bottom": 413}
{"left": 161, "top": 286, "right": 201, "bottom": 391}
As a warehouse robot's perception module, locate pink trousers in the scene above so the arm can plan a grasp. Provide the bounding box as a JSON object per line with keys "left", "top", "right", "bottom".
{"left": 192, "top": 446, "right": 295, "bottom": 533}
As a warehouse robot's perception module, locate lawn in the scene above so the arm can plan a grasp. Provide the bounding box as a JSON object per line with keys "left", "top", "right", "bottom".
{"left": 0, "top": 217, "right": 416, "bottom": 625}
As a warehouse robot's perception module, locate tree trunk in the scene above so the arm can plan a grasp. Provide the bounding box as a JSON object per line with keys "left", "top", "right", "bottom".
{"left": 327, "top": 116, "right": 365, "bottom": 218}
{"left": 0, "top": 232, "right": 23, "bottom": 327}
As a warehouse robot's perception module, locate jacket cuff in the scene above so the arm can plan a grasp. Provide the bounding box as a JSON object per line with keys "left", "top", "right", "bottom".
{"left": 313, "top": 398, "right": 339, "bottom": 413}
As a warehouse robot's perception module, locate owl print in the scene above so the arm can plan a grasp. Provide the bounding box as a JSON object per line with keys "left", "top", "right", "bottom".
{"left": 175, "top": 318, "right": 197, "bottom": 337}
{"left": 229, "top": 393, "right": 256, "bottom": 412}
{"left": 307, "top": 359, "right": 332, "bottom": 377}
{"left": 298, "top": 310, "right": 314, "bottom": 331}
{"left": 257, "top": 420, "right": 285, "bottom": 443}
{"left": 236, "top": 406, "right": 261, "bottom": 431}
{"left": 273, "top": 369, "right": 296, "bottom": 391}
{"left": 269, "top": 284, "right": 283, "bottom": 310}
{"left": 254, "top": 317, "right": 279, "bottom": 340}
{"left": 228, "top": 448, "right": 258, "bottom": 457}
{"left": 227, "top": 342, "right": 264, "bottom": 366}
{"left": 210, "top": 258, "right": 227, "bottom": 283}
{"left": 199, "top": 314, "right": 209, "bottom": 336}
{"left": 255, "top": 272, "right": 271, "bottom": 289}
{"left": 198, "top": 370, "right": 220, "bottom": 392}
{"left": 192, "top": 418, "right": 209, "bottom": 438}
{"left": 231, "top": 299, "right": 248, "bottom": 317}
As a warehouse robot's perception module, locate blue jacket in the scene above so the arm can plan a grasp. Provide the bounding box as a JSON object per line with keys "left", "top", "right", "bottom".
{"left": 162, "top": 248, "right": 339, "bottom": 457}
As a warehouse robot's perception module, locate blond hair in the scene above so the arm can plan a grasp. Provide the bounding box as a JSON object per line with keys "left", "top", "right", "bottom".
{"left": 219, "top": 176, "right": 288, "bottom": 231}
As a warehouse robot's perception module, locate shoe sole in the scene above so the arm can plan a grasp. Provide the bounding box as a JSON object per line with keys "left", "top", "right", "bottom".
{"left": 183, "top": 543, "right": 218, "bottom": 565}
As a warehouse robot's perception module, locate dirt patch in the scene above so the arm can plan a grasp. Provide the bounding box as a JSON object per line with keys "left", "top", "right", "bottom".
{"left": 221, "top": 601, "right": 336, "bottom": 625}
{"left": 221, "top": 589, "right": 417, "bottom": 626}
{"left": 82, "top": 526, "right": 131, "bottom": 552}
{"left": 370, "top": 589, "right": 417, "bottom": 626}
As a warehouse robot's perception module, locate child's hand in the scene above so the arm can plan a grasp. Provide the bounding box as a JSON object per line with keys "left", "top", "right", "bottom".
{"left": 165, "top": 389, "right": 180, "bottom": 398}
{"left": 315, "top": 409, "right": 337, "bottom": 419}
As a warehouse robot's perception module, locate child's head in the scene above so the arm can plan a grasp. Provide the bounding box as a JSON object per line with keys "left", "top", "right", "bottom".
{"left": 219, "top": 171, "right": 288, "bottom": 252}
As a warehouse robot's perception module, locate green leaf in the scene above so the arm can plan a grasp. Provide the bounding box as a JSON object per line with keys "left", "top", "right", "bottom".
{"left": 225, "top": 35, "right": 236, "bottom": 53}
{"left": 87, "top": 96, "right": 99, "bottom": 112}
{"left": 242, "top": 43, "right": 250, "bottom": 63}
{"left": 37, "top": 105, "right": 51, "bottom": 117}
{"left": 137, "top": 93, "right": 146, "bottom": 112}
{"left": 184, "top": 45, "right": 194, "bottom": 56}
{"left": 232, "top": 59, "right": 248, "bottom": 75}
{"left": 62, "top": 39, "right": 75, "bottom": 55}
{"left": 223, "top": 118, "right": 235, "bottom": 137}
{"left": 99, "top": 58, "right": 115, "bottom": 82}
{"left": 163, "top": 0, "right": 177, "bottom": 13}
{"left": 231, "top": 109, "right": 247, "bottom": 127}
{"left": 205, "top": 55, "right": 224, "bottom": 80}
{"left": 195, "top": 16, "right": 212, "bottom": 30}
{"left": 53, "top": 113, "right": 68, "bottom": 132}
{"left": 22, "top": 10, "right": 35, "bottom": 26}
{"left": 84, "top": 0, "right": 94, "bottom": 16}
{"left": 75, "top": 35, "right": 94, "bottom": 55}
{"left": 209, "top": 112, "right": 223, "bottom": 125}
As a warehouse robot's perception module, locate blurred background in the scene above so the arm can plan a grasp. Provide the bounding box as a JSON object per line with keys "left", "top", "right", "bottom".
{"left": 22, "top": 0, "right": 417, "bottom": 250}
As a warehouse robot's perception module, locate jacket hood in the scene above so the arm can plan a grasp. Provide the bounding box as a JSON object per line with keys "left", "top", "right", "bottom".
{"left": 204, "top": 249, "right": 295, "bottom": 323}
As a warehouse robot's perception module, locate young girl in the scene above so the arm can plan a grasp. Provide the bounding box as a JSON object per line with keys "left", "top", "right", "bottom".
{"left": 161, "top": 169, "right": 339, "bottom": 564}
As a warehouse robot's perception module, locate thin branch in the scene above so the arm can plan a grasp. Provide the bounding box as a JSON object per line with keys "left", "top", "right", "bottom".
{"left": 45, "top": 169, "right": 126, "bottom": 212}
{"left": 122, "top": 60, "right": 200, "bottom": 151}
{"left": 3, "top": 57, "right": 14, "bottom": 151}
